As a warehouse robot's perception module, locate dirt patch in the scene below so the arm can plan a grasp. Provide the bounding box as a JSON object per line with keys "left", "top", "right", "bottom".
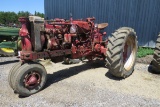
{"left": 1, "top": 57, "right": 160, "bottom": 106}
{"left": 136, "top": 55, "right": 153, "bottom": 64}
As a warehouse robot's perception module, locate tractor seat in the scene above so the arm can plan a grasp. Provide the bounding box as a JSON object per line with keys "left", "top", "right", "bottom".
{"left": 98, "top": 23, "right": 108, "bottom": 29}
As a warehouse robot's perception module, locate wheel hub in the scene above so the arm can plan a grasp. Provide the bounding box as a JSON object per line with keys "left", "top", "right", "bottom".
{"left": 24, "top": 72, "right": 41, "bottom": 89}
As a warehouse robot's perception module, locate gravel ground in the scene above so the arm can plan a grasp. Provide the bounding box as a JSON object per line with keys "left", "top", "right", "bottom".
{"left": 0, "top": 56, "right": 160, "bottom": 107}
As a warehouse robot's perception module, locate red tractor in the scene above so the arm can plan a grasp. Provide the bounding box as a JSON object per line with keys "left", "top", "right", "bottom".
{"left": 8, "top": 16, "right": 138, "bottom": 96}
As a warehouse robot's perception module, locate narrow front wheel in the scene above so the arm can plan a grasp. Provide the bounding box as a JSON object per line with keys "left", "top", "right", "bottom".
{"left": 8, "top": 61, "right": 22, "bottom": 90}
{"left": 13, "top": 62, "right": 47, "bottom": 96}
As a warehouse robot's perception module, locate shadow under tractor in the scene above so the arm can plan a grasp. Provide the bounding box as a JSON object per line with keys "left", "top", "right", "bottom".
{"left": 8, "top": 16, "right": 138, "bottom": 96}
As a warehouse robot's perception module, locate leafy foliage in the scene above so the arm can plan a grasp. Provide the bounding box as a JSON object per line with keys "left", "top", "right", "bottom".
{"left": 137, "top": 47, "right": 154, "bottom": 58}
{"left": 0, "top": 11, "right": 44, "bottom": 25}
{"left": 35, "top": 11, "right": 44, "bottom": 18}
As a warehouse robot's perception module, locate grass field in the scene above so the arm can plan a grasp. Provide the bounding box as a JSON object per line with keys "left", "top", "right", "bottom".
{"left": 137, "top": 47, "right": 154, "bottom": 58}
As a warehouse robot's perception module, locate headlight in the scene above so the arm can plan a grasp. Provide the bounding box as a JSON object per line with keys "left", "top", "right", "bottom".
{"left": 94, "top": 23, "right": 98, "bottom": 28}
{"left": 70, "top": 25, "right": 77, "bottom": 33}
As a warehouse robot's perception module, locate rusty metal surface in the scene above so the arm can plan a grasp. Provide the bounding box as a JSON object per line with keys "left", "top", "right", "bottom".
{"left": 19, "top": 17, "right": 32, "bottom": 51}
{"left": 30, "top": 22, "right": 44, "bottom": 51}
{"left": 19, "top": 16, "right": 107, "bottom": 61}
{"left": 20, "top": 49, "right": 72, "bottom": 60}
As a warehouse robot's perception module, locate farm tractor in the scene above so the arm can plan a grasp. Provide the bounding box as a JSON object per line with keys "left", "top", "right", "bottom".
{"left": 8, "top": 16, "right": 138, "bottom": 96}
{"left": 0, "top": 27, "right": 21, "bottom": 56}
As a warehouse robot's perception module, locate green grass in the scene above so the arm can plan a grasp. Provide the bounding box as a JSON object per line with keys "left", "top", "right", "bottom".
{"left": 137, "top": 47, "right": 154, "bottom": 58}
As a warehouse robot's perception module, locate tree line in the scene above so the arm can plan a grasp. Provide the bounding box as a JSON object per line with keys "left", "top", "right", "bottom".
{"left": 0, "top": 11, "right": 44, "bottom": 25}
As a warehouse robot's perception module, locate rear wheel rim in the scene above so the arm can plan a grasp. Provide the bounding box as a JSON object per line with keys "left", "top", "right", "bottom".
{"left": 123, "top": 36, "right": 136, "bottom": 71}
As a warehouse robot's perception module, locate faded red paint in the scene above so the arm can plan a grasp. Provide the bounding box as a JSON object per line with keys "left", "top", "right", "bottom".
{"left": 19, "top": 17, "right": 29, "bottom": 36}
{"left": 19, "top": 17, "right": 108, "bottom": 61}
{"left": 19, "top": 17, "right": 32, "bottom": 51}
{"left": 24, "top": 71, "right": 41, "bottom": 89}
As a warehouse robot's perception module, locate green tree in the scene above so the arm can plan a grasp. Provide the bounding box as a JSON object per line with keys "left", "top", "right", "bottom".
{"left": 0, "top": 11, "right": 17, "bottom": 24}
{"left": 17, "top": 11, "right": 31, "bottom": 17}
{"left": 0, "top": 11, "right": 44, "bottom": 25}
{"left": 0, "top": 12, "right": 5, "bottom": 24}
{"left": 34, "top": 11, "right": 44, "bottom": 18}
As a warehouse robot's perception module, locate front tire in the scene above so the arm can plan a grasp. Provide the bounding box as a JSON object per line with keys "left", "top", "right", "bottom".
{"left": 106, "top": 27, "right": 138, "bottom": 78}
{"left": 13, "top": 62, "right": 47, "bottom": 96}
{"left": 8, "top": 61, "right": 22, "bottom": 90}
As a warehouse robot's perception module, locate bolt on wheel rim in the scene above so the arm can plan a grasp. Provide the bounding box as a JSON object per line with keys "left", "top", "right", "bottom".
{"left": 24, "top": 71, "right": 41, "bottom": 89}
{"left": 123, "top": 36, "right": 136, "bottom": 71}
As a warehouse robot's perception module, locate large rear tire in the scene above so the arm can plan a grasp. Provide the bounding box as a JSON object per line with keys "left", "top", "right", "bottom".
{"left": 106, "top": 27, "right": 138, "bottom": 78}
{"left": 150, "top": 33, "right": 160, "bottom": 73}
{"left": 13, "top": 62, "right": 47, "bottom": 96}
